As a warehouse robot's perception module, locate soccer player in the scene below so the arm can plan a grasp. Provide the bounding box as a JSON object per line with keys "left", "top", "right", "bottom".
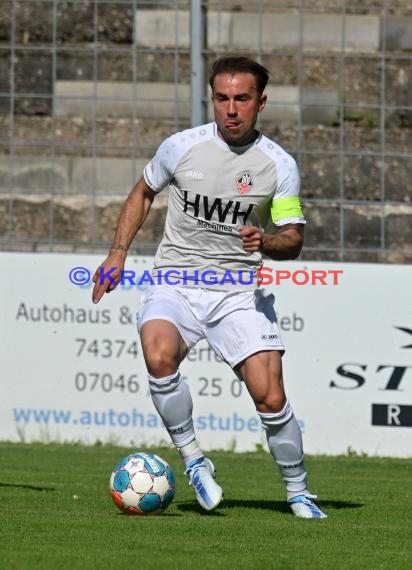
{"left": 92, "top": 56, "right": 326, "bottom": 519}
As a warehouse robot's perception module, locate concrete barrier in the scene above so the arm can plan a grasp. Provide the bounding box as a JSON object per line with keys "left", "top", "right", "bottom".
{"left": 54, "top": 82, "right": 191, "bottom": 121}
{"left": 0, "top": 157, "right": 70, "bottom": 194}
{"left": 135, "top": 10, "right": 231, "bottom": 49}
{"left": 384, "top": 16, "right": 412, "bottom": 50}
{"left": 0, "top": 156, "right": 149, "bottom": 195}
{"left": 231, "top": 13, "right": 380, "bottom": 51}
{"left": 54, "top": 81, "right": 339, "bottom": 126}
{"left": 135, "top": 10, "right": 381, "bottom": 51}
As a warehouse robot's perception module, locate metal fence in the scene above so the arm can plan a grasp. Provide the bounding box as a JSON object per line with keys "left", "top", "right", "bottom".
{"left": 0, "top": 0, "right": 411, "bottom": 262}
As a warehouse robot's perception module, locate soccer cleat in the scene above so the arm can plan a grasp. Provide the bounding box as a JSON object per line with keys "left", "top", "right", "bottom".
{"left": 185, "top": 457, "right": 223, "bottom": 511}
{"left": 288, "top": 493, "right": 327, "bottom": 519}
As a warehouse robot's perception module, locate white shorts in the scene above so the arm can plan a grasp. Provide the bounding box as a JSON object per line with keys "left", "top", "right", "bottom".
{"left": 137, "top": 285, "right": 284, "bottom": 368}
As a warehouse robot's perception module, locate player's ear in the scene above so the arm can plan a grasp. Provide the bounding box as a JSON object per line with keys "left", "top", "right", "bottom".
{"left": 258, "top": 93, "right": 267, "bottom": 113}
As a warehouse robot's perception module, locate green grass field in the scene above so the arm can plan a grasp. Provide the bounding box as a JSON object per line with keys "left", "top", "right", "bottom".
{"left": 0, "top": 443, "right": 411, "bottom": 570}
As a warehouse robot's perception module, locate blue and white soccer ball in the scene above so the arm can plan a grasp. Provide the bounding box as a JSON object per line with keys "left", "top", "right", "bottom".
{"left": 110, "top": 451, "right": 176, "bottom": 515}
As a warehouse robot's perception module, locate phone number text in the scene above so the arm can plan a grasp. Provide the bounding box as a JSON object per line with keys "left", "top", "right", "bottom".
{"left": 74, "top": 373, "right": 243, "bottom": 397}
{"left": 75, "top": 338, "right": 138, "bottom": 358}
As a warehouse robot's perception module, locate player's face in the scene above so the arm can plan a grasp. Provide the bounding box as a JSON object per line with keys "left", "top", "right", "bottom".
{"left": 212, "top": 72, "right": 267, "bottom": 146}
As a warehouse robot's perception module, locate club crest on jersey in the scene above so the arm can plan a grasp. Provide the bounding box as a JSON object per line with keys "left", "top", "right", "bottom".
{"left": 236, "top": 171, "right": 253, "bottom": 195}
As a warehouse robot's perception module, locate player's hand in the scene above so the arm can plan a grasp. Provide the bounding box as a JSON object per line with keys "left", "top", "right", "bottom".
{"left": 92, "top": 252, "right": 126, "bottom": 304}
{"left": 239, "top": 225, "right": 263, "bottom": 253}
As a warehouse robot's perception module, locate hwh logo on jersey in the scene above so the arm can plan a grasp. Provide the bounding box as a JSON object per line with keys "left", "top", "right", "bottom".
{"left": 182, "top": 190, "right": 254, "bottom": 224}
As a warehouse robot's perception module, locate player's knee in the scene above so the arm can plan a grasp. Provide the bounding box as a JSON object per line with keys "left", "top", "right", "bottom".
{"left": 144, "top": 351, "right": 178, "bottom": 378}
{"left": 254, "top": 392, "right": 286, "bottom": 414}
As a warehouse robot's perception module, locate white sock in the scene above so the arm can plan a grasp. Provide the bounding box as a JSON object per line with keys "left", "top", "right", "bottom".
{"left": 258, "top": 401, "right": 308, "bottom": 500}
{"left": 178, "top": 439, "right": 203, "bottom": 466}
{"left": 148, "top": 371, "right": 203, "bottom": 465}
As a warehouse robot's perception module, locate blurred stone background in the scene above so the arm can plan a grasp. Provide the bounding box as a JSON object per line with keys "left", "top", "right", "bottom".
{"left": 0, "top": 0, "right": 411, "bottom": 262}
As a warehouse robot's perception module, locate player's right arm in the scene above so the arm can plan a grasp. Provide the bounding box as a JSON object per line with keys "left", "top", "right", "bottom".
{"left": 91, "top": 176, "right": 155, "bottom": 304}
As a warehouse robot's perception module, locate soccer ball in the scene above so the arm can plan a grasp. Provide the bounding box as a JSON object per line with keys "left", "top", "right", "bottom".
{"left": 109, "top": 451, "right": 176, "bottom": 515}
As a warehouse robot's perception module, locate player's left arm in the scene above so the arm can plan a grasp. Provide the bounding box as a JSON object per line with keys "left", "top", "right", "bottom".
{"left": 240, "top": 223, "right": 304, "bottom": 260}
{"left": 263, "top": 223, "right": 304, "bottom": 260}
{"left": 240, "top": 151, "right": 305, "bottom": 260}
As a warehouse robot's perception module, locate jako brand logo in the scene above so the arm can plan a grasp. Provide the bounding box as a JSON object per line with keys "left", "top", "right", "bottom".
{"left": 185, "top": 169, "right": 204, "bottom": 180}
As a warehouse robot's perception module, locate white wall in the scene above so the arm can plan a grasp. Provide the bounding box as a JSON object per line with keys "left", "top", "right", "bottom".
{"left": 1, "top": 253, "right": 411, "bottom": 456}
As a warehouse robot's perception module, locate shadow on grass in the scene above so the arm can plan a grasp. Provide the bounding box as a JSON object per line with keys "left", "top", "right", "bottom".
{"left": 0, "top": 481, "right": 56, "bottom": 492}
{"left": 176, "top": 501, "right": 227, "bottom": 516}
{"left": 177, "top": 498, "right": 363, "bottom": 515}
{"left": 115, "top": 511, "right": 182, "bottom": 517}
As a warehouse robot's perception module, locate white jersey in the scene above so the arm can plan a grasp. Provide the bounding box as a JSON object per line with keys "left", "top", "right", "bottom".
{"left": 143, "top": 122, "right": 305, "bottom": 289}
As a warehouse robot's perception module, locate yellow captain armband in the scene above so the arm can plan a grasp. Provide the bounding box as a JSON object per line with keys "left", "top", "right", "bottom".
{"left": 271, "top": 196, "right": 304, "bottom": 224}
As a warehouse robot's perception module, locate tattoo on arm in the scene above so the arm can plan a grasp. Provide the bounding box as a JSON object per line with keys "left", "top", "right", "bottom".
{"left": 261, "top": 224, "right": 304, "bottom": 260}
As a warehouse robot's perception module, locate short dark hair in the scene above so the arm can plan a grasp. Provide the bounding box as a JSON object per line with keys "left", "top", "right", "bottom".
{"left": 209, "top": 56, "right": 269, "bottom": 95}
